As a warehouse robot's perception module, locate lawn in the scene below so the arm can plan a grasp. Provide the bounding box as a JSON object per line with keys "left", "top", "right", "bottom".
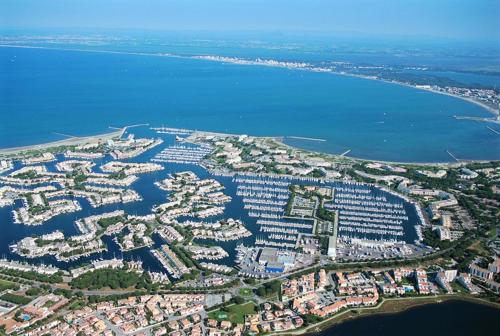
{"left": 208, "top": 302, "right": 256, "bottom": 324}
{"left": 0, "top": 279, "right": 18, "bottom": 292}
{"left": 0, "top": 293, "right": 32, "bottom": 305}
{"left": 467, "top": 240, "right": 489, "bottom": 256}
{"left": 238, "top": 287, "right": 253, "bottom": 297}
{"left": 450, "top": 280, "right": 467, "bottom": 293}
{"left": 487, "top": 227, "right": 497, "bottom": 239}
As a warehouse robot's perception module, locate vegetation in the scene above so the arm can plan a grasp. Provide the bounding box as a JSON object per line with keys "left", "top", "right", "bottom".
{"left": 53, "top": 288, "right": 74, "bottom": 299}
{"left": 308, "top": 168, "right": 325, "bottom": 178}
{"left": 238, "top": 287, "right": 253, "bottom": 297}
{"left": 73, "top": 173, "right": 87, "bottom": 184}
{"left": 87, "top": 290, "right": 147, "bottom": 304}
{"left": 0, "top": 293, "right": 32, "bottom": 305}
{"left": 170, "top": 245, "right": 199, "bottom": 269}
{"left": 97, "top": 216, "right": 125, "bottom": 229}
{"left": 256, "top": 280, "right": 281, "bottom": 299}
{"left": 302, "top": 313, "right": 324, "bottom": 325}
{"left": 284, "top": 190, "right": 296, "bottom": 216}
{"left": 243, "top": 278, "right": 256, "bottom": 285}
{"left": 67, "top": 299, "right": 86, "bottom": 311}
{"left": 69, "top": 268, "right": 154, "bottom": 290}
{"left": 208, "top": 302, "right": 256, "bottom": 324}
{"left": 316, "top": 203, "right": 336, "bottom": 222}
{"left": 0, "top": 269, "right": 63, "bottom": 284}
{"left": 422, "top": 229, "right": 452, "bottom": 249}
{"left": 13, "top": 170, "right": 38, "bottom": 179}
{"left": 0, "top": 279, "right": 19, "bottom": 292}
{"left": 25, "top": 287, "right": 42, "bottom": 296}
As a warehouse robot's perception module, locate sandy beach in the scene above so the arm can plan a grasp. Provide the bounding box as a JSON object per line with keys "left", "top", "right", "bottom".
{"left": 0, "top": 127, "right": 125, "bottom": 157}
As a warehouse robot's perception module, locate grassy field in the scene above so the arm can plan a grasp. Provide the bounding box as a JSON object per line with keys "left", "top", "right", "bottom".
{"left": 467, "top": 240, "right": 490, "bottom": 256}
{"left": 0, "top": 293, "right": 31, "bottom": 305}
{"left": 238, "top": 288, "right": 253, "bottom": 297}
{"left": 0, "top": 279, "right": 18, "bottom": 292}
{"left": 487, "top": 227, "right": 497, "bottom": 239}
{"left": 208, "top": 302, "right": 256, "bottom": 324}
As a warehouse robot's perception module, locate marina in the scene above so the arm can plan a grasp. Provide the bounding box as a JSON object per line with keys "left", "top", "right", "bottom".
{"left": 152, "top": 144, "right": 213, "bottom": 165}
{"left": 1, "top": 10, "right": 499, "bottom": 334}
{"left": 0, "top": 128, "right": 423, "bottom": 276}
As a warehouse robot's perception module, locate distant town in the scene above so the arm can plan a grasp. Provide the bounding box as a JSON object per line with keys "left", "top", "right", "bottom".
{"left": 189, "top": 55, "right": 500, "bottom": 121}
{"left": 0, "top": 125, "right": 498, "bottom": 336}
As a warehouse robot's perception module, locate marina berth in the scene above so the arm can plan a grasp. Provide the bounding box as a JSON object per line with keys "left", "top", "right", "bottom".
{"left": 55, "top": 159, "right": 95, "bottom": 173}
{"left": 0, "top": 165, "right": 50, "bottom": 186}
{"left": 100, "top": 161, "right": 164, "bottom": 175}
{"left": 156, "top": 225, "right": 184, "bottom": 243}
{"left": 257, "top": 219, "right": 313, "bottom": 230}
{"left": 85, "top": 174, "right": 138, "bottom": 186}
{"left": 152, "top": 144, "right": 213, "bottom": 165}
{"left": 199, "top": 262, "right": 233, "bottom": 274}
{"left": 184, "top": 245, "right": 229, "bottom": 260}
{"left": 64, "top": 150, "right": 104, "bottom": 159}
{"left": 0, "top": 258, "right": 61, "bottom": 275}
{"left": 70, "top": 257, "right": 124, "bottom": 278}
{"left": 109, "top": 137, "right": 163, "bottom": 159}
{"left": 12, "top": 198, "right": 82, "bottom": 226}
{"left": 151, "top": 126, "right": 193, "bottom": 135}
{"left": 21, "top": 152, "right": 56, "bottom": 165}
{"left": 148, "top": 271, "right": 171, "bottom": 284}
{"left": 178, "top": 218, "right": 252, "bottom": 241}
{"left": 0, "top": 127, "right": 457, "bottom": 336}
{"left": 153, "top": 170, "right": 232, "bottom": 221}
{"left": 0, "top": 185, "right": 58, "bottom": 207}
{"left": 151, "top": 244, "right": 190, "bottom": 279}
{"left": 0, "top": 12, "right": 498, "bottom": 331}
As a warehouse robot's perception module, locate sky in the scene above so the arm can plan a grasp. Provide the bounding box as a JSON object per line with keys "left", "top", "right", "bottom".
{"left": 1, "top": 0, "right": 499, "bottom": 41}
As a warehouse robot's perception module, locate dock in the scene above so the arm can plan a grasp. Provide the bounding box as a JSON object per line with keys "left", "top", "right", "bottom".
{"left": 287, "top": 136, "right": 326, "bottom": 142}
{"left": 340, "top": 149, "right": 351, "bottom": 157}
{"left": 454, "top": 115, "right": 500, "bottom": 124}
{"left": 446, "top": 150, "right": 460, "bottom": 162}
{"left": 486, "top": 126, "right": 499, "bottom": 135}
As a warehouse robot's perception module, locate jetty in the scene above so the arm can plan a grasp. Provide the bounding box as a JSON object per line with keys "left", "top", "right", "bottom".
{"left": 340, "top": 149, "right": 351, "bottom": 157}
{"left": 453, "top": 115, "right": 500, "bottom": 125}
{"left": 0, "top": 127, "right": 126, "bottom": 157}
{"left": 486, "top": 126, "right": 499, "bottom": 135}
{"left": 287, "top": 136, "right": 326, "bottom": 142}
{"left": 446, "top": 150, "right": 460, "bottom": 162}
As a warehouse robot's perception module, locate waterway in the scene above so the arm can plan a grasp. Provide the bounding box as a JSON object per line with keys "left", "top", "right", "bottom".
{"left": 0, "top": 46, "right": 498, "bottom": 162}
{"left": 0, "top": 128, "right": 421, "bottom": 275}
{"left": 311, "top": 300, "right": 499, "bottom": 336}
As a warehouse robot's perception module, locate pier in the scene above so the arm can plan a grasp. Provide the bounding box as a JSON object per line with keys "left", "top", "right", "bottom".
{"left": 446, "top": 150, "right": 460, "bottom": 162}
{"left": 287, "top": 136, "right": 326, "bottom": 142}
{"left": 486, "top": 126, "right": 499, "bottom": 135}
{"left": 454, "top": 115, "right": 500, "bottom": 124}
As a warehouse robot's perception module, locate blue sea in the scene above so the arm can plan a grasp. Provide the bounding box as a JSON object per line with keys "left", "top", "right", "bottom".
{"left": 0, "top": 35, "right": 498, "bottom": 335}
{"left": 312, "top": 300, "right": 500, "bottom": 336}
{"left": 0, "top": 46, "right": 499, "bottom": 162}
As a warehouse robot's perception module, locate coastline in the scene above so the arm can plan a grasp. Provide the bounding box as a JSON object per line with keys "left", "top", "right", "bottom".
{"left": 272, "top": 295, "right": 500, "bottom": 336}
{"left": 398, "top": 82, "right": 499, "bottom": 119}
{"left": 188, "top": 129, "right": 498, "bottom": 167}
{"left": 1, "top": 45, "right": 499, "bottom": 164}
{"left": 1, "top": 43, "right": 498, "bottom": 120}
{"left": 277, "top": 136, "right": 499, "bottom": 167}
{"left": 0, "top": 127, "right": 126, "bottom": 157}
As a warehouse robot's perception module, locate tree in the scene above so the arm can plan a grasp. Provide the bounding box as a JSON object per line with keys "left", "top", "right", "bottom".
{"left": 232, "top": 296, "right": 245, "bottom": 305}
